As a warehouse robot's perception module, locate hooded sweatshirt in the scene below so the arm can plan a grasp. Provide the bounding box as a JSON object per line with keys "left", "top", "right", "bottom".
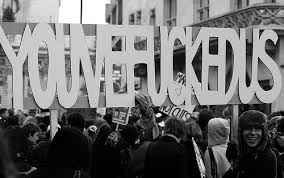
{"left": 204, "top": 118, "right": 230, "bottom": 178}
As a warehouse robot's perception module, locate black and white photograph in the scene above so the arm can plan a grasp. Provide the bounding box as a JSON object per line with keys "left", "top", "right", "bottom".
{"left": 0, "top": 0, "right": 284, "bottom": 178}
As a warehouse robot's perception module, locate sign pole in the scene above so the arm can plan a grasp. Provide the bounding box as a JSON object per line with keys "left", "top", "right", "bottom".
{"left": 50, "top": 109, "right": 58, "bottom": 139}
{"left": 115, "top": 123, "right": 120, "bottom": 131}
{"left": 231, "top": 105, "right": 239, "bottom": 143}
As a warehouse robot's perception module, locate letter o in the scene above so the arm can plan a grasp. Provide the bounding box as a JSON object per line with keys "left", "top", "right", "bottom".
{"left": 28, "top": 24, "right": 57, "bottom": 109}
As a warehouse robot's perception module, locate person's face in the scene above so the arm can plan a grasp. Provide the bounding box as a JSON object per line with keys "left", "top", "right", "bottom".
{"left": 3, "top": 110, "right": 9, "bottom": 118}
{"left": 28, "top": 132, "right": 39, "bottom": 145}
{"left": 242, "top": 127, "right": 263, "bottom": 148}
{"left": 114, "top": 111, "right": 119, "bottom": 117}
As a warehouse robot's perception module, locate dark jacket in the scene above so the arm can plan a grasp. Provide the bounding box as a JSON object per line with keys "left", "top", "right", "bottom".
{"left": 91, "top": 125, "right": 122, "bottom": 178}
{"left": 26, "top": 128, "right": 91, "bottom": 178}
{"left": 238, "top": 147, "right": 283, "bottom": 178}
{"left": 144, "top": 135, "right": 187, "bottom": 178}
{"left": 182, "top": 139, "right": 202, "bottom": 178}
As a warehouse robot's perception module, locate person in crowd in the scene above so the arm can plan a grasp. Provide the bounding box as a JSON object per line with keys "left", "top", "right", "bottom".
{"left": 67, "top": 113, "right": 85, "bottom": 132}
{"left": 204, "top": 118, "right": 230, "bottom": 178}
{"left": 119, "top": 124, "right": 139, "bottom": 178}
{"left": 0, "top": 108, "right": 9, "bottom": 128}
{"left": 103, "top": 112, "right": 116, "bottom": 131}
{"left": 198, "top": 108, "right": 214, "bottom": 153}
{"left": 4, "top": 126, "right": 36, "bottom": 177}
{"left": 144, "top": 116, "right": 187, "bottom": 178}
{"left": 26, "top": 127, "right": 91, "bottom": 178}
{"left": 182, "top": 119, "right": 205, "bottom": 178}
{"left": 4, "top": 116, "right": 19, "bottom": 128}
{"left": 127, "top": 92, "right": 159, "bottom": 178}
{"left": 22, "top": 123, "right": 41, "bottom": 147}
{"left": 91, "top": 123, "right": 117, "bottom": 178}
{"left": 272, "top": 116, "right": 284, "bottom": 165}
{"left": 0, "top": 128, "right": 16, "bottom": 178}
{"left": 226, "top": 110, "right": 283, "bottom": 178}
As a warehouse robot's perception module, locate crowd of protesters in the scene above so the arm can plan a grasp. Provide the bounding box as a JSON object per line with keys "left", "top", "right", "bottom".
{"left": 0, "top": 93, "right": 284, "bottom": 178}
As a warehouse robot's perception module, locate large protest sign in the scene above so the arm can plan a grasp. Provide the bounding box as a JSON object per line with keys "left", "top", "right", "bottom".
{"left": 0, "top": 23, "right": 280, "bottom": 111}
{"left": 0, "top": 23, "right": 281, "bottom": 139}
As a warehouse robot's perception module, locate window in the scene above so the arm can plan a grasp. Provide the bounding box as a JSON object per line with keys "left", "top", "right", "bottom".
{"left": 150, "top": 9, "right": 156, "bottom": 26}
{"left": 236, "top": 0, "right": 249, "bottom": 10}
{"left": 164, "top": 0, "right": 177, "bottom": 26}
{"left": 129, "top": 13, "right": 135, "bottom": 25}
{"left": 198, "top": 0, "right": 209, "bottom": 21}
{"left": 111, "top": 6, "right": 117, "bottom": 24}
{"left": 136, "top": 10, "right": 141, "bottom": 25}
{"left": 237, "top": 0, "right": 242, "bottom": 9}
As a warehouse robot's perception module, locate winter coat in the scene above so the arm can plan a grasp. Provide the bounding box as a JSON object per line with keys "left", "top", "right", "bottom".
{"left": 26, "top": 128, "right": 91, "bottom": 178}
{"left": 182, "top": 139, "right": 203, "bottom": 178}
{"left": 144, "top": 135, "right": 188, "bottom": 178}
{"left": 204, "top": 118, "right": 230, "bottom": 178}
{"left": 272, "top": 133, "right": 284, "bottom": 164}
{"left": 127, "top": 141, "right": 151, "bottom": 177}
{"left": 238, "top": 146, "right": 283, "bottom": 178}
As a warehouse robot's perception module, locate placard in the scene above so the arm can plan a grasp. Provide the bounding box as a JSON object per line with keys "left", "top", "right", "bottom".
{"left": 112, "top": 107, "right": 130, "bottom": 125}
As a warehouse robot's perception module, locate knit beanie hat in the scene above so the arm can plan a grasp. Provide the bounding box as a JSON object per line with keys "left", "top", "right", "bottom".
{"left": 238, "top": 110, "right": 268, "bottom": 156}
{"left": 198, "top": 109, "right": 214, "bottom": 131}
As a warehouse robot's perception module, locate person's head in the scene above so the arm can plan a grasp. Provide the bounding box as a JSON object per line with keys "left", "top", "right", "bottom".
{"left": 5, "top": 116, "right": 19, "bottom": 128}
{"left": 67, "top": 113, "right": 85, "bottom": 132}
{"left": 113, "top": 109, "right": 120, "bottom": 118}
{"left": 95, "top": 123, "right": 112, "bottom": 145}
{"left": 120, "top": 124, "right": 139, "bottom": 148}
{"left": 0, "top": 108, "right": 9, "bottom": 119}
{"left": 184, "top": 119, "right": 203, "bottom": 142}
{"left": 198, "top": 109, "right": 214, "bottom": 131}
{"left": 222, "top": 106, "right": 232, "bottom": 120}
{"left": 207, "top": 118, "right": 230, "bottom": 147}
{"left": 47, "top": 128, "right": 90, "bottom": 171}
{"left": 22, "top": 123, "right": 41, "bottom": 145}
{"left": 238, "top": 110, "right": 268, "bottom": 155}
{"left": 164, "top": 116, "right": 185, "bottom": 141}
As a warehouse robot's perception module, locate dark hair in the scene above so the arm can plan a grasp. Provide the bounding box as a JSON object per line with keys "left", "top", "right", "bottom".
{"left": 22, "top": 123, "right": 41, "bottom": 138}
{"left": 5, "top": 116, "right": 19, "bottom": 128}
{"left": 198, "top": 109, "right": 214, "bottom": 131}
{"left": 67, "top": 113, "right": 85, "bottom": 132}
{"left": 120, "top": 124, "right": 138, "bottom": 147}
{"left": 0, "top": 128, "right": 15, "bottom": 178}
{"left": 0, "top": 108, "right": 7, "bottom": 117}
{"left": 164, "top": 116, "right": 185, "bottom": 139}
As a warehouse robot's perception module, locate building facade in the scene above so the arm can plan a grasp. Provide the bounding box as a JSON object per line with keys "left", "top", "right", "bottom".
{"left": 0, "top": 0, "right": 60, "bottom": 109}
{"left": 106, "top": 0, "right": 284, "bottom": 114}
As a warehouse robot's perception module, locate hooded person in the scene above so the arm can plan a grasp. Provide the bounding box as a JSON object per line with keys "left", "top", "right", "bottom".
{"left": 272, "top": 116, "right": 284, "bottom": 165}
{"left": 127, "top": 92, "right": 159, "bottom": 178}
{"left": 204, "top": 118, "right": 230, "bottom": 178}
{"left": 235, "top": 110, "right": 283, "bottom": 178}
{"left": 26, "top": 127, "right": 91, "bottom": 178}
